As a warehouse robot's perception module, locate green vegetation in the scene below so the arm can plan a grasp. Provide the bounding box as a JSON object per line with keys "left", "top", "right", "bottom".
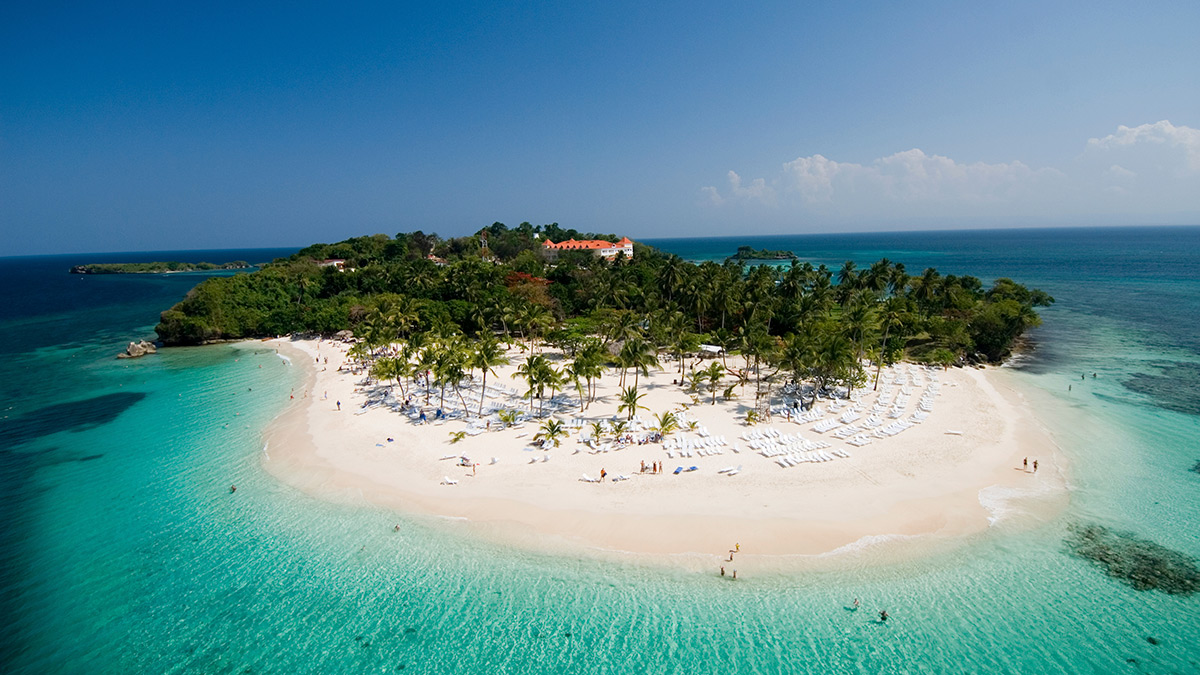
{"left": 70, "top": 261, "right": 250, "bottom": 274}
{"left": 156, "top": 222, "right": 1053, "bottom": 414}
{"left": 726, "top": 245, "right": 797, "bottom": 262}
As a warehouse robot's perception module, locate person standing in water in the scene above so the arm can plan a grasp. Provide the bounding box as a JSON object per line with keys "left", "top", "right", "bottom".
{"left": 879, "top": 610, "right": 889, "bottom": 622}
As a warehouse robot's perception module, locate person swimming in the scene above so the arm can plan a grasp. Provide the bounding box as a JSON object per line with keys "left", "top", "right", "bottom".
{"left": 879, "top": 610, "right": 889, "bottom": 622}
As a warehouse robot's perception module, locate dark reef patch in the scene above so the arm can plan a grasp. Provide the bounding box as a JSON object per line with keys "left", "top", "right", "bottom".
{"left": 1122, "top": 361, "right": 1200, "bottom": 416}
{"left": 1190, "top": 460, "right": 1200, "bottom": 475}
{"left": 1066, "top": 524, "right": 1200, "bottom": 595}
{"left": 0, "top": 392, "right": 146, "bottom": 449}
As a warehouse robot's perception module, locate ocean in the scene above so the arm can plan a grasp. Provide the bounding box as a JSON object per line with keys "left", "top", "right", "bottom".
{"left": 1, "top": 228, "right": 1198, "bottom": 673}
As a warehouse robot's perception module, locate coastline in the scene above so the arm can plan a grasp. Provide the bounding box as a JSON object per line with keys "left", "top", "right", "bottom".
{"left": 259, "top": 337, "right": 1068, "bottom": 567}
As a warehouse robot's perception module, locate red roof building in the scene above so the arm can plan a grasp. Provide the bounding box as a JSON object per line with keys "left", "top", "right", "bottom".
{"left": 541, "top": 237, "right": 634, "bottom": 260}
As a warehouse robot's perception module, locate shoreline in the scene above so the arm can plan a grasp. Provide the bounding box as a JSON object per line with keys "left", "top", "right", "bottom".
{"left": 257, "top": 337, "right": 1068, "bottom": 568}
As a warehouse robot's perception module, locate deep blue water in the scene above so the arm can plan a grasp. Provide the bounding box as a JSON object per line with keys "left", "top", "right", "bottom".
{"left": 2, "top": 230, "right": 1199, "bottom": 674}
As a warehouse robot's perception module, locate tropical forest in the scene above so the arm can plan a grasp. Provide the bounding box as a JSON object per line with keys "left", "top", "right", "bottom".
{"left": 155, "top": 222, "right": 1053, "bottom": 411}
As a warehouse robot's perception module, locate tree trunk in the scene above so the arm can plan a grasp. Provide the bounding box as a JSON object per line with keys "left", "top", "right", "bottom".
{"left": 873, "top": 325, "right": 890, "bottom": 391}
{"left": 479, "top": 371, "right": 489, "bottom": 417}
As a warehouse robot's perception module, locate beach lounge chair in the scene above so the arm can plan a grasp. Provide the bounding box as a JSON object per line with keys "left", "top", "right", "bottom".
{"left": 673, "top": 466, "right": 683, "bottom": 475}
{"left": 441, "top": 476, "right": 458, "bottom": 485}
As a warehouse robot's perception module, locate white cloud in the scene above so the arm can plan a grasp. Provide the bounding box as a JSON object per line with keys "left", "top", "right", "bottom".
{"left": 1104, "top": 164, "right": 1136, "bottom": 180}
{"left": 699, "top": 185, "right": 724, "bottom": 206}
{"left": 727, "top": 170, "right": 776, "bottom": 203}
{"left": 702, "top": 121, "right": 1199, "bottom": 222}
{"left": 1086, "top": 120, "right": 1200, "bottom": 171}
{"left": 782, "top": 149, "right": 1058, "bottom": 206}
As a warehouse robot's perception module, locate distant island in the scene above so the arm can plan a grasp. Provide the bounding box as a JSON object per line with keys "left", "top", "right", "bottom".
{"left": 70, "top": 261, "right": 251, "bottom": 274}
{"left": 726, "top": 246, "right": 798, "bottom": 262}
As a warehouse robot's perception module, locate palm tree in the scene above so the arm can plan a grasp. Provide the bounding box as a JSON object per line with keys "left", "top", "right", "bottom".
{"left": 416, "top": 344, "right": 438, "bottom": 404}
{"left": 542, "top": 365, "right": 565, "bottom": 416}
{"left": 653, "top": 410, "right": 680, "bottom": 438}
{"left": 657, "top": 257, "right": 687, "bottom": 303}
{"left": 431, "top": 339, "right": 469, "bottom": 412}
{"left": 515, "top": 354, "right": 548, "bottom": 413}
{"left": 842, "top": 293, "right": 880, "bottom": 365}
{"left": 574, "top": 339, "right": 606, "bottom": 405}
{"left": 469, "top": 336, "right": 510, "bottom": 416}
{"left": 588, "top": 420, "right": 607, "bottom": 445}
{"left": 498, "top": 408, "right": 519, "bottom": 427}
{"left": 370, "top": 357, "right": 396, "bottom": 391}
{"left": 566, "top": 359, "right": 589, "bottom": 412}
{"left": 515, "top": 353, "right": 560, "bottom": 415}
{"left": 619, "top": 336, "right": 659, "bottom": 390}
{"left": 873, "top": 297, "right": 907, "bottom": 390}
{"left": 703, "top": 362, "right": 724, "bottom": 404}
{"left": 534, "top": 418, "right": 567, "bottom": 448}
{"left": 617, "top": 386, "right": 648, "bottom": 420}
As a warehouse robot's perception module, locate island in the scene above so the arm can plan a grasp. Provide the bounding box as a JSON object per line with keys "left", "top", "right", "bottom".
{"left": 70, "top": 261, "right": 251, "bottom": 274}
{"left": 726, "top": 245, "right": 798, "bottom": 262}
{"left": 156, "top": 224, "right": 1061, "bottom": 558}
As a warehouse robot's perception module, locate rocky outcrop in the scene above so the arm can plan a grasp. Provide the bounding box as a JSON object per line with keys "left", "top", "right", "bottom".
{"left": 117, "top": 340, "right": 158, "bottom": 359}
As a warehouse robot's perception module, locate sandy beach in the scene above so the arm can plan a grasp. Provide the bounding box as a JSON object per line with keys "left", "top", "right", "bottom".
{"left": 260, "top": 336, "right": 1067, "bottom": 565}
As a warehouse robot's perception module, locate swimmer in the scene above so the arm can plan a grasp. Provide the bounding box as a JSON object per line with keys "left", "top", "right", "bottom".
{"left": 879, "top": 610, "right": 889, "bottom": 622}
{"left": 853, "top": 598, "right": 860, "bottom": 609}
{"left": 230, "top": 485, "right": 237, "bottom": 493}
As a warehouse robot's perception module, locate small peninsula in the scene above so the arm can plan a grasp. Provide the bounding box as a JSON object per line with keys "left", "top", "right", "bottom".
{"left": 70, "top": 261, "right": 251, "bottom": 275}
{"left": 726, "top": 245, "right": 798, "bottom": 262}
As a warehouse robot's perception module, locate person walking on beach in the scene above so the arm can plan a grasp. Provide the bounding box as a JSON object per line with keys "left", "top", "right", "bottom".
{"left": 1033, "top": 460, "right": 1039, "bottom": 473}
{"left": 732, "top": 570, "right": 737, "bottom": 580}
{"left": 720, "top": 566, "right": 725, "bottom": 577}
{"left": 600, "top": 468, "right": 607, "bottom": 480}
{"left": 1023, "top": 457, "right": 1028, "bottom": 470}
{"left": 336, "top": 400, "right": 341, "bottom": 411}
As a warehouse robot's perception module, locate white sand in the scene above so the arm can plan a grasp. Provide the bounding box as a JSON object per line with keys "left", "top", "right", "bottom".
{"left": 260, "top": 337, "right": 1067, "bottom": 566}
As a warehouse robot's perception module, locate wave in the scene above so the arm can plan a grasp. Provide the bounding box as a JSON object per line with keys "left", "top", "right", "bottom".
{"left": 819, "top": 533, "right": 920, "bottom": 557}
{"left": 977, "top": 485, "right": 1042, "bottom": 525}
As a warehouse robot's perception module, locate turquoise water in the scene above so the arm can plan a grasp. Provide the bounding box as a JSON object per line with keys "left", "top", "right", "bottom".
{"left": 3, "top": 230, "right": 1200, "bottom": 673}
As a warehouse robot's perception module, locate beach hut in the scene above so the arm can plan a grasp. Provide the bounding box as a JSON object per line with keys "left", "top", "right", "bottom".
{"left": 698, "top": 344, "right": 725, "bottom": 359}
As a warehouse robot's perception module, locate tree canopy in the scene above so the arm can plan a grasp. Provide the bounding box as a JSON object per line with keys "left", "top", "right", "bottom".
{"left": 156, "top": 226, "right": 1053, "bottom": 381}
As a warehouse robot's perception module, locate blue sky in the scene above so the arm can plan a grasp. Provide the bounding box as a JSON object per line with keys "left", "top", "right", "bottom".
{"left": 2, "top": 1, "right": 1198, "bottom": 255}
